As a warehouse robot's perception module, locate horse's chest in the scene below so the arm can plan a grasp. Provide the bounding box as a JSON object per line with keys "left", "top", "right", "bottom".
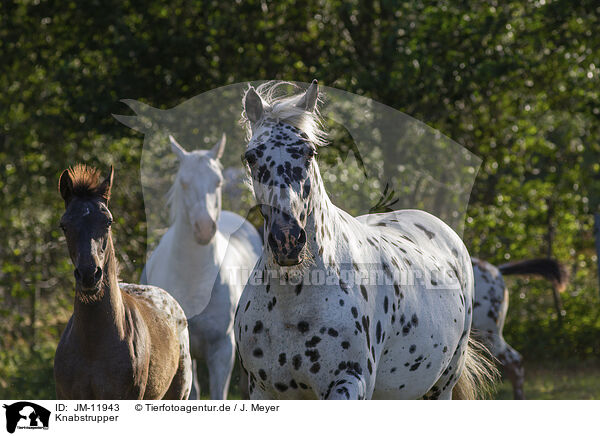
{"left": 55, "top": 333, "right": 146, "bottom": 400}
{"left": 235, "top": 283, "right": 370, "bottom": 397}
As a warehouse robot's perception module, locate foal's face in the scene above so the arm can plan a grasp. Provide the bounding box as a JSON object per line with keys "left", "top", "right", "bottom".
{"left": 60, "top": 198, "right": 113, "bottom": 294}
{"left": 245, "top": 122, "right": 316, "bottom": 266}
{"left": 170, "top": 135, "right": 225, "bottom": 245}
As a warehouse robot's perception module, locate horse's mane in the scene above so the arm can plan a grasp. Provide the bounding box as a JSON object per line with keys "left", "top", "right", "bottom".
{"left": 66, "top": 163, "right": 109, "bottom": 200}
{"left": 241, "top": 81, "right": 328, "bottom": 148}
{"left": 166, "top": 173, "right": 182, "bottom": 225}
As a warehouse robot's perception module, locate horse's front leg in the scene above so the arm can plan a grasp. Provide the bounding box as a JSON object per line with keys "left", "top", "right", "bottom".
{"left": 238, "top": 365, "right": 250, "bottom": 399}
{"left": 206, "top": 331, "right": 235, "bottom": 400}
{"left": 249, "top": 386, "right": 276, "bottom": 400}
{"left": 307, "top": 338, "right": 371, "bottom": 399}
{"left": 189, "top": 359, "right": 201, "bottom": 400}
{"left": 323, "top": 379, "right": 368, "bottom": 400}
{"left": 319, "top": 370, "right": 370, "bottom": 400}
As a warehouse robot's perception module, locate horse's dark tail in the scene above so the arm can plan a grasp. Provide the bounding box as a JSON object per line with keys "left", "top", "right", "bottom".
{"left": 498, "top": 258, "right": 569, "bottom": 292}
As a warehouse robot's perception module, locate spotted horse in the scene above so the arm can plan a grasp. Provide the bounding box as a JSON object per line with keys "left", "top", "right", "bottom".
{"left": 472, "top": 257, "right": 568, "bottom": 400}
{"left": 234, "top": 80, "right": 497, "bottom": 400}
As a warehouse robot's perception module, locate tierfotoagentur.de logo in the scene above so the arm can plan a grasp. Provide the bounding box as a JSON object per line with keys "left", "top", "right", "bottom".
{"left": 2, "top": 402, "right": 50, "bottom": 434}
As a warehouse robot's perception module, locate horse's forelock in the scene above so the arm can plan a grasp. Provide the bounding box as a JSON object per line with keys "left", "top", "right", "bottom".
{"left": 67, "top": 164, "right": 107, "bottom": 200}
{"left": 242, "top": 81, "right": 327, "bottom": 148}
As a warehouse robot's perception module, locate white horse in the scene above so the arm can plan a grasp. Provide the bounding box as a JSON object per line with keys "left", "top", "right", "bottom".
{"left": 234, "top": 80, "right": 496, "bottom": 400}
{"left": 472, "top": 257, "right": 567, "bottom": 399}
{"left": 141, "top": 134, "right": 262, "bottom": 399}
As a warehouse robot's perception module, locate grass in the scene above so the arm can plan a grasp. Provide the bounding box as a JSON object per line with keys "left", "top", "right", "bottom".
{"left": 199, "top": 360, "right": 600, "bottom": 400}
{"left": 492, "top": 360, "right": 600, "bottom": 400}
{"left": 3, "top": 345, "right": 598, "bottom": 400}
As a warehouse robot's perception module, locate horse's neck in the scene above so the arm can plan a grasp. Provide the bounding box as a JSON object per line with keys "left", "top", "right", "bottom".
{"left": 304, "top": 165, "right": 348, "bottom": 263}
{"left": 72, "top": 236, "right": 126, "bottom": 349}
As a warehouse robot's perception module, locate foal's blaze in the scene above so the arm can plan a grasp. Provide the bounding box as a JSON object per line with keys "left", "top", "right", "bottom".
{"left": 59, "top": 164, "right": 114, "bottom": 302}
{"left": 243, "top": 80, "right": 320, "bottom": 266}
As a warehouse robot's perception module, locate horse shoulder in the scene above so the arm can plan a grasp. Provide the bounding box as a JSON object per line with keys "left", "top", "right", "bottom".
{"left": 217, "top": 212, "right": 262, "bottom": 279}
{"left": 218, "top": 210, "right": 249, "bottom": 232}
{"left": 219, "top": 211, "right": 262, "bottom": 247}
{"left": 145, "top": 226, "right": 176, "bottom": 276}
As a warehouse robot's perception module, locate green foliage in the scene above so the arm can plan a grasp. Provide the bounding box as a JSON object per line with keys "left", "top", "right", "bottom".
{"left": 503, "top": 271, "right": 600, "bottom": 363}
{"left": 0, "top": 0, "right": 599, "bottom": 399}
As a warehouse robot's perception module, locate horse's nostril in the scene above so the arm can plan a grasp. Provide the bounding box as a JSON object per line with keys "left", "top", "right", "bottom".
{"left": 298, "top": 229, "right": 306, "bottom": 245}
{"left": 94, "top": 267, "right": 102, "bottom": 281}
{"left": 244, "top": 150, "right": 257, "bottom": 166}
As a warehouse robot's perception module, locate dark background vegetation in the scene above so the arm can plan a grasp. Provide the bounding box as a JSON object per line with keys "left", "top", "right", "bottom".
{"left": 1, "top": 0, "right": 599, "bottom": 398}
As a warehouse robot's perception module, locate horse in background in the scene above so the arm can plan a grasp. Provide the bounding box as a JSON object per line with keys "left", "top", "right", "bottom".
{"left": 235, "top": 80, "right": 497, "bottom": 400}
{"left": 472, "top": 257, "right": 568, "bottom": 399}
{"left": 54, "top": 164, "right": 192, "bottom": 399}
{"left": 141, "top": 135, "right": 262, "bottom": 399}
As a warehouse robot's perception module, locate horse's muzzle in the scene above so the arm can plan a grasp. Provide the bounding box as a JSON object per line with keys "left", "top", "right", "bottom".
{"left": 75, "top": 265, "right": 103, "bottom": 292}
{"left": 268, "top": 222, "right": 306, "bottom": 266}
{"left": 193, "top": 219, "right": 217, "bottom": 245}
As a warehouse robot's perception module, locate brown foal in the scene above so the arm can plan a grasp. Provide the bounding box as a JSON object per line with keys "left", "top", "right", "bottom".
{"left": 54, "top": 164, "right": 192, "bottom": 399}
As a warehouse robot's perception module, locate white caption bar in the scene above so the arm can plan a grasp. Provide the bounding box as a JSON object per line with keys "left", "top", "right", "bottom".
{"left": 0, "top": 400, "right": 595, "bottom": 436}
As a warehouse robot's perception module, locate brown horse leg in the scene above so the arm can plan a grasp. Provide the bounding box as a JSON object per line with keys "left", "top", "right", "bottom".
{"left": 163, "top": 329, "right": 193, "bottom": 400}
{"left": 163, "top": 353, "right": 193, "bottom": 400}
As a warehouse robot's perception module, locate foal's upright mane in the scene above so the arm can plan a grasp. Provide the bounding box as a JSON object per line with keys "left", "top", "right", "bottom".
{"left": 63, "top": 163, "right": 111, "bottom": 201}
{"left": 241, "top": 81, "right": 328, "bottom": 148}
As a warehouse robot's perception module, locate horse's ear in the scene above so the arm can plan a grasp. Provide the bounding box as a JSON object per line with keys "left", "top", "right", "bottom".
{"left": 296, "top": 79, "right": 319, "bottom": 112}
{"left": 98, "top": 165, "right": 114, "bottom": 203}
{"left": 169, "top": 135, "right": 188, "bottom": 160}
{"left": 59, "top": 169, "right": 73, "bottom": 205}
{"left": 210, "top": 133, "right": 226, "bottom": 160}
{"left": 244, "top": 87, "right": 264, "bottom": 123}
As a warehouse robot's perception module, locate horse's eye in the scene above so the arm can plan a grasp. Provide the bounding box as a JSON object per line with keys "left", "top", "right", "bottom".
{"left": 59, "top": 223, "right": 66, "bottom": 232}
{"left": 307, "top": 147, "right": 317, "bottom": 158}
{"left": 106, "top": 219, "right": 112, "bottom": 228}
